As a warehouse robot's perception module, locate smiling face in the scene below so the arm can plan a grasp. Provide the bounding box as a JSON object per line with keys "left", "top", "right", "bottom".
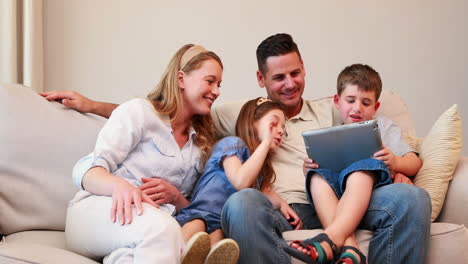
{"left": 257, "top": 52, "right": 305, "bottom": 118}
{"left": 254, "top": 108, "right": 286, "bottom": 151}
{"left": 179, "top": 58, "right": 222, "bottom": 117}
{"left": 334, "top": 84, "right": 380, "bottom": 124}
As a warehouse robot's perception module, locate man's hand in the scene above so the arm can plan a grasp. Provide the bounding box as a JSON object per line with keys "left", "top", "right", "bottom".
{"left": 139, "top": 177, "right": 181, "bottom": 205}
{"left": 39, "top": 91, "right": 96, "bottom": 113}
{"left": 39, "top": 90, "right": 117, "bottom": 118}
{"left": 303, "top": 158, "right": 319, "bottom": 176}
{"left": 279, "top": 201, "right": 303, "bottom": 230}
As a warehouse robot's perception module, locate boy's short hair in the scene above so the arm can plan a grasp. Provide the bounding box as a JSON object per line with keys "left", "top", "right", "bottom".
{"left": 337, "top": 64, "right": 382, "bottom": 100}
{"left": 256, "top": 33, "right": 302, "bottom": 75}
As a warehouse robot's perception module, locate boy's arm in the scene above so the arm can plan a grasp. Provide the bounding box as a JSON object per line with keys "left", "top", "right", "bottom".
{"left": 39, "top": 91, "right": 118, "bottom": 118}
{"left": 394, "top": 151, "right": 422, "bottom": 177}
{"left": 374, "top": 146, "right": 422, "bottom": 177}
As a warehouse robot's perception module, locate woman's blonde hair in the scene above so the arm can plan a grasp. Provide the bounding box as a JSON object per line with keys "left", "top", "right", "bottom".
{"left": 147, "top": 44, "right": 223, "bottom": 167}
{"left": 235, "top": 97, "right": 285, "bottom": 190}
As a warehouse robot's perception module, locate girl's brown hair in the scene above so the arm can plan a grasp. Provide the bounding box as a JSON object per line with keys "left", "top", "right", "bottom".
{"left": 235, "top": 97, "right": 285, "bottom": 190}
{"left": 147, "top": 44, "right": 223, "bottom": 167}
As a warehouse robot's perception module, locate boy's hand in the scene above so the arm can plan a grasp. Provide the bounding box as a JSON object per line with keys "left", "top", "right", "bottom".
{"left": 392, "top": 172, "right": 414, "bottom": 185}
{"left": 303, "top": 158, "right": 319, "bottom": 176}
{"left": 373, "top": 144, "right": 399, "bottom": 172}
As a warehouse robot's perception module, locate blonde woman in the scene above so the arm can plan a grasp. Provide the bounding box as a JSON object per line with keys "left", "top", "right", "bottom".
{"left": 65, "top": 44, "right": 222, "bottom": 264}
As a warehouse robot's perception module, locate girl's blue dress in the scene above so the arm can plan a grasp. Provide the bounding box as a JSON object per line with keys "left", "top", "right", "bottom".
{"left": 176, "top": 136, "right": 262, "bottom": 233}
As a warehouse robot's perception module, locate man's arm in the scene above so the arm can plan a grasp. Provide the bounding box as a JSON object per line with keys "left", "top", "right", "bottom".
{"left": 210, "top": 100, "right": 246, "bottom": 138}
{"left": 39, "top": 91, "right": 118, "bottom": 118}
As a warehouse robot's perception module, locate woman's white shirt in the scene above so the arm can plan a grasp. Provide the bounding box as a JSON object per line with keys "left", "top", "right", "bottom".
{"left": 72, "top": 98, "right": 202, "bottom": 215}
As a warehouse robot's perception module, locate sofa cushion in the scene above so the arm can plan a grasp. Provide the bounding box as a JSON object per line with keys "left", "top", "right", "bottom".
{"left": 427, "top": 223, "right": 468, "bottom": 263}
{"left": 3, "top": 231, "right": 67, "bottom": 251}
{"left": 0, "top": 83, "right": 105, "bottom": 235}
{"left": 410, "top": 105, "right": 463, "bottom": 221}
{"left": 0, "top": 243, "right": 99, "bottom": 264}
{"left": 437, "top": 157, "right": 468, "bottom": 226}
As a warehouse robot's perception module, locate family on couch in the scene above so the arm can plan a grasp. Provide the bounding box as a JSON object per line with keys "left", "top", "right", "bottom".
{"left": 40, "top": 33, "right": 431, "bottom": 264}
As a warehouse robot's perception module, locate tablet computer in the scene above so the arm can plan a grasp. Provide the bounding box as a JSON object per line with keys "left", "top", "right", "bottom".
{"left": 302, "top": 119, "right": 382, "bottom": 172}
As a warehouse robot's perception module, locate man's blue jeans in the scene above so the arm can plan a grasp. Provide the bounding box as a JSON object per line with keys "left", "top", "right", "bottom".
{"left": 221, "top": 184, "right": 431, "bottom": 264}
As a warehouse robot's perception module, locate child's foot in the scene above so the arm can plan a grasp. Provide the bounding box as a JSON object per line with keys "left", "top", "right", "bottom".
{"left": 182, "top": 232, "right": 211, "bottom": 264}
{"left": 286, "top": 233, "right": 340, "bottom": 264}
{"left": 204, "top": 238, "right": 239, "bottom": 264}
{"left": 335, "top": 246, "right": 367, "bottom": 264}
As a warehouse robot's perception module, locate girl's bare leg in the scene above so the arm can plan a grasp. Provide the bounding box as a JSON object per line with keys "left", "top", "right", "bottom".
{"left": 209, "top": 229, "right": 225, "bottom": 246}
{"left": 181, "top": 219, "right": 206, "bottom": 243}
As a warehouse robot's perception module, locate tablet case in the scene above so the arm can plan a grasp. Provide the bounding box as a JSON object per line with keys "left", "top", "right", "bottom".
{"left": 302, "top": 119, "right": 382, "bottom": 172}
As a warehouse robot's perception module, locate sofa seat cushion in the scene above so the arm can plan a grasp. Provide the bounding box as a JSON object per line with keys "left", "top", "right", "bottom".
{"left": 0, "top": 243, "right": 99, "bottom": 264}
{"left": 3, "top": 231, "right": 67, "bottom": 251}
{"left": 428, "top": 223, "right": 468, "bottom": 263}
{"left": 284, "top": 223, "right": 468, "bottom": 264}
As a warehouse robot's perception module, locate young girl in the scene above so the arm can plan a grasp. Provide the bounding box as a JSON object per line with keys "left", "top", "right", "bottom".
{"left": 177, "top": 97, "right": 300, "bottom": 264}
{"left": 65, "top": 44, "right": 222, "bottom": 264}
{"left": 287, "top": 64, "right": 422, "bottom": 264}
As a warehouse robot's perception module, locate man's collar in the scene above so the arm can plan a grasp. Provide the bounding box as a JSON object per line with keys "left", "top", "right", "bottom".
{"left": 288, "top": 99, "right": 315, "bottom": 121}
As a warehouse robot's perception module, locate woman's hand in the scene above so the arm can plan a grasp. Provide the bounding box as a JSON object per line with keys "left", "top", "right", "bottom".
{"left": 139, "top": 177, "right": 185, "bottom": 207}
{"left": 303, "top": 158, "right": 319, "bottom": 176}
{"left": 111, "top": 179, "right": 159, "bottom": 225}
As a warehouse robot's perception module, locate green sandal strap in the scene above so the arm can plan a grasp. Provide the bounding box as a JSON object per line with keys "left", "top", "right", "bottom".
{"left": 338, "top": 252, "right": 359, "bottom": 264}
{"left": 312, "top": 241, "right": 327, "bottom": 264}
{"left": 338, "top": 246, "right": 367, "bottom": 264}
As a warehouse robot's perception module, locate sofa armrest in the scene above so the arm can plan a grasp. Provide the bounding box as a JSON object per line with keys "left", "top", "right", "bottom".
{"left": 436, "top": 157, "right": 468, "bottom": 226}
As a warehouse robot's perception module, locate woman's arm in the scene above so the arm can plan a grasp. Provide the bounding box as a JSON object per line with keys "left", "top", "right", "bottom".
{"left": 39, "top": 91, "right": 118, "bottom": 118}
{"left": 139, "top": 177, "right": 190, "bottom": 210}
{"left": 83, "top": 166, "right": 158, "bottom": 225}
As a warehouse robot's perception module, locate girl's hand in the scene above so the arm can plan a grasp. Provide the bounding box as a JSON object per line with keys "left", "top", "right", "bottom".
{"left": 373, "top": 145, "right": 399, "bottom": 172}
{"left": 139, "top": 177, "right": 181, "bottom": 205}
{"left": 279, "top": 201, "right": 303, "bottom": 230}
{"left": 111, "top": 179, "right": 159, "bottom": 225}
{"left": 257, "top": 115, "right": 279, "bottom": 145}
{"left": 303, "top": 158, "right": 319, "bottom": 176}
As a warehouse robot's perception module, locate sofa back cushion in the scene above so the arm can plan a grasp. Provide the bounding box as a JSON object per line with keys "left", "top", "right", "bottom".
{"left": 0, "top": 83, "right": 105, "bottom": 235}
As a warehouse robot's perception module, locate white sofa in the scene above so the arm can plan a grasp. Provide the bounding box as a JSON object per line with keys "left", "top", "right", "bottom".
{"left": 0, "top": 83, "right": 467, "bottom": 263}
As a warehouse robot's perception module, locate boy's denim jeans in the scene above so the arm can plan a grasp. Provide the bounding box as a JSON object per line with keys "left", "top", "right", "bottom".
{"left": 221, "top": 184, "right": 431, "bottom": 264}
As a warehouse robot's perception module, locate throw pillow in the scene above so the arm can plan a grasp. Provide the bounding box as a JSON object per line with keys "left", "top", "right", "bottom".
{"left": 406, "top": 104, "right": 462, "bottom": 221}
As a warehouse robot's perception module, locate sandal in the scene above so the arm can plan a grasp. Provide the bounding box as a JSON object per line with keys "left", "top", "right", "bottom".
{"left": 284, "top": 233, "right": 340, "bottom": 264}
{"left": 335, "top": 246, "right": 366, "bottom": 264}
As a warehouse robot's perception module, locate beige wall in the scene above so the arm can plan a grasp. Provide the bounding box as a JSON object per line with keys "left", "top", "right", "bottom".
{"left": 43, "top": 0, "right": 467, "bottom": 155}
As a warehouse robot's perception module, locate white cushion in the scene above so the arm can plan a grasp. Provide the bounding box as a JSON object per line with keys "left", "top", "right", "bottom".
{"left": 0, "top": 83, "right": 105, "bottom": 235}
